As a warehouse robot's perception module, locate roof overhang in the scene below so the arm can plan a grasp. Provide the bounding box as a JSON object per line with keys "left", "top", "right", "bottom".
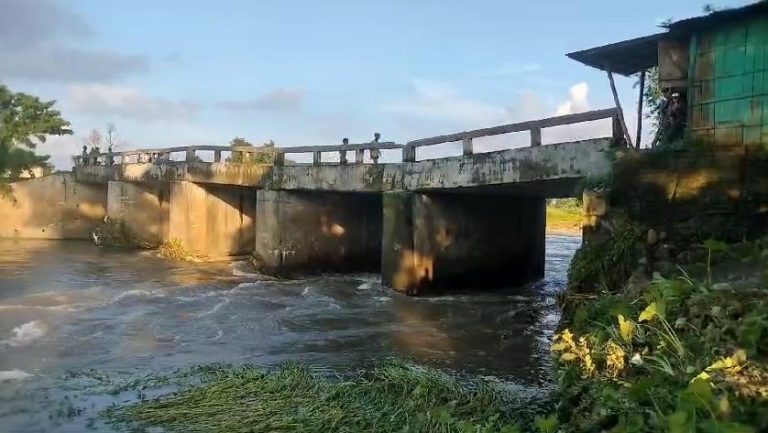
{"left": 566, "top": 32, "right": 667, "bottom": 76}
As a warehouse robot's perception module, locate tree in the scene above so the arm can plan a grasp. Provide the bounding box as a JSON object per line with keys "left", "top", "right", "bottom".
{"left": 228, "top": 137, "right": 279, "bottom": 164}
{"left": 0, "top": 85, "right": 71, "bottom": 191}
{"left": 84, "top": 129, "right": 103, "bottom": 151}
{"left": 105, "top": 123, "right": 119, "bottom": 150}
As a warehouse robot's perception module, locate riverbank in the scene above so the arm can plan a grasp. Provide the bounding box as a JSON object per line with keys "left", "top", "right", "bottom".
{"left": 102, "top": 236, "right": 768, "bottom": 433}
{"left": 546, "top": 199, "right": 582, "bottom": 236}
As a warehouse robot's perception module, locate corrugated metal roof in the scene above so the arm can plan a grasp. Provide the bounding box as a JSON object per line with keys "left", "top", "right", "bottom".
{"left": 566, "top": 33, "right": 666, "bottom": 76}
{"left": 566, "top": 1, "right": 768, "bottom": 75}
{"left": 667, "top": 2, "right": 768, "bottom": 33}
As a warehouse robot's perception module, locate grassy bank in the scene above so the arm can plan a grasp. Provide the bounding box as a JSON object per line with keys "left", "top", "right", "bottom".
{"left": 546, "top": 199, "right": 582, "bottom": 235}
{"left": 107, "top": 361, "right": 548, "bottom": 433}
{"left": 556, "top": 236, "right": 768, "bottom": 432}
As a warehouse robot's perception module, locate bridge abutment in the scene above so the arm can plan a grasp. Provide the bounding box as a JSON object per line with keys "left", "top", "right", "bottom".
{"left": 381, "top": 192, "right": 545, "bottom": 295}
{"left": 253, "top": 190, "right": 382, "bottom": 275}
{"left": 168, "top": 181, "right": 256, "bottom": 257}
{"left": 107, "top": 181, "right": 169, "bottom": 247}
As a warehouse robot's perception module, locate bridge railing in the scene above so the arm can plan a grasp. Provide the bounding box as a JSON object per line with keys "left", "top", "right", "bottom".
{"left": 73, "top": 108, "right": 623, "bottom": 167}
{"left": 402, "top": 108, "right": 624, "bottom": 162}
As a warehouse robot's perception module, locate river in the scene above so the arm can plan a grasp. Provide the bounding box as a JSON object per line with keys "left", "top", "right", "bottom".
{"left": 0, "top": 235, "right": 579, "bottom": 432}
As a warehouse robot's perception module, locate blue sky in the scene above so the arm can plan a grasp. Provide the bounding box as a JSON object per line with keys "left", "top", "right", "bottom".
{"left": 0, "top": 0, "right": 752, "bottom": 167}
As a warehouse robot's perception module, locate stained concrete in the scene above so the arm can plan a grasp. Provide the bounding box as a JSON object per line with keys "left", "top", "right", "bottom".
{"left": 253, "top": 190, "right": 382, "bottom": 275}
{"left": 107, "top": 181, "right": 169, "bottom": 247}
{"left": 75, "top": 138, "right": 613, "bottom": 194}
{"left": 382, "top": 192, "right": 546, "bottom": 295}
{"left": 0, "top": 174, "right": 107, "bottom": 239}
{"left": 168, "top": 181, "right": 256, "bottom": 257}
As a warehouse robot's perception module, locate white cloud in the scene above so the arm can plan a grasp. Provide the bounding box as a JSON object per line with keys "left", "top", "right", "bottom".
{"left": 555, "top": 82, "right": 590, "bottom": 115}
{"left": 68, "top": 84, "right": 199, "bottom": 122}
{"left": 220, "top": 88, "right": 306, "bottom": 112}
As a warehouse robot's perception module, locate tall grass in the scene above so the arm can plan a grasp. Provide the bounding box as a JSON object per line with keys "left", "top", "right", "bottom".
{"left": 107, "top": 360, "right": 538, "bottom": 433}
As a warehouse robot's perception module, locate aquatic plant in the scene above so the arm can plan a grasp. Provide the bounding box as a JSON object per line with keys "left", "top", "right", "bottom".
{"left": 106, "top": 360, "right": 537, "bottom": 433}
{"left": 157, "top": 238, "right": 196, "bottom": 261}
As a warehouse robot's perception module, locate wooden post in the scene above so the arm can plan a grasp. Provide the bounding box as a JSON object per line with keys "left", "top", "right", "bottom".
{"left": 355, "top": 149, "right": 364, "bottom": 164}
{"left": 462, "top": 137, "right": 473, "bottom": 155}
{"left": 313, "top": 151, "right": 322, "bottom": 165}
{"left": 214, "top": 150, "right": 222, "bottom": 163}
{"left": 530, "top": 127, "right": 542, "bottom": 147}
{"left": 607, "top": 70, "right": 633, "bottom": 148}
{"left": 635, "top": 70, "right": 646, "bottom": 150}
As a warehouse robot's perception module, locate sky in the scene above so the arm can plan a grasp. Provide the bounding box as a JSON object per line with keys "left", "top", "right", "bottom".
{"left": 0, "top": 0, "right": 754, "bottom": 168}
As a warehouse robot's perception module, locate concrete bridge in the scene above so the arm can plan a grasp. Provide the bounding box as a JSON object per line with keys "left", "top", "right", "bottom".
{"left": 3, "top": 109, "right": 622, "bottom": 294}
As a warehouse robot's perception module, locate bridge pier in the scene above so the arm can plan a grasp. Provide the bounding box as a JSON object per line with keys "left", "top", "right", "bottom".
{"left": 253, "top": 190, "right": 382, "bottom": 275}
{"left": 107, "top": 181, "right": 169, "bottom": 247}
{"left": 168, "top": 181, "right": 256, "bottom": 257}
{"left": 381, "top": 192, "right": 545, "bottom": 295}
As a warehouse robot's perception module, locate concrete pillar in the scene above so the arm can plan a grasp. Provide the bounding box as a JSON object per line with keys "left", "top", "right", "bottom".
{"left": 107, "top": 181, "right": 169, "bottom": 246}
{"left": 168, "top": 181, "right": 256, "bottom": 257}
{"left": 253, "top": 190, "right": 382, "bottom": 275}
{"left": 382, "top": 192, "right": 545, "bottom": 295}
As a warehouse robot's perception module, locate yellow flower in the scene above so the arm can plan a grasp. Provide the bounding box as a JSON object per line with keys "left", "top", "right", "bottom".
{"left": 617, "top": 315, "right": 635, "bottom": 343}
{"left": 606, "top": 341, "right": 626, "bottom": 378}
{"left": 639, "top": 302, "right": 659, "bottom": 322}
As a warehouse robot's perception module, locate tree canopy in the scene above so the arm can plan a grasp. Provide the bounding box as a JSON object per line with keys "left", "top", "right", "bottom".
{"left": 0, "top": 85, "right": 72, "bottom": 185}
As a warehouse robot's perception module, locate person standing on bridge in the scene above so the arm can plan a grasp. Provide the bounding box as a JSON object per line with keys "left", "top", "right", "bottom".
{"left": 339, "top": 138, "right": 349, "bottom": 165}
{"left": 370, "top": 133, "right": 381, "bottom": 164}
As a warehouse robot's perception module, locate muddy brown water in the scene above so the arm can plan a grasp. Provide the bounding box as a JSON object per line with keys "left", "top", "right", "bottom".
{"left": 0, "top": 236, "right": 579, "bottom": 432}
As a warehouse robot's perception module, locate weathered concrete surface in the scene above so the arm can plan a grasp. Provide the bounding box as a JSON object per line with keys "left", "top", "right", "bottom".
{"left": 107, "top": 181, "right": 169, "bottom": 247}
{"left": 168, "top": 181, "right": 256, "bottom": 257}
{"left": 0, "top": 174, "right": 106, "bottom": 239}
{"left": 382, "top": 192, "right": 545, "bottom": 294}
{"left": 74, "top": 138, "right": 613, "bottom": 195}
{"left": 253, "top": 190, "right": 382, "bottom": 275}
{"left": 76, "top": 162, "right": 274, "bottom": 187}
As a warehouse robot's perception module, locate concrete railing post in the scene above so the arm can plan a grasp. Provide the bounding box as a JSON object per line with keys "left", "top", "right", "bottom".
{"left": 355, "top": 149, "right": 364, "bottom": 164}
{"left": 402, "top": 146, "right": 416, "bottom": 162}
{"left": 530, "top": 127, "right": 542, "bottom": 147}
{"left": 214, "top": 150, "right": 222, "bottom": 163}
{"left": 185, "top": 149, "right": 195, "bottom": 162}
{"left": 274, "top": 151, "right": 285, "bottom": 166}
{"left": 462, "top": 137, "right": 473, "bottom": 156}
{"left": 313, "top": 151, "right": 322, "bottom": 165}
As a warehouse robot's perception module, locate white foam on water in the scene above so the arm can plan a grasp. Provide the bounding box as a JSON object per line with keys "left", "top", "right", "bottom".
{"left": 0, "top": 369, "right": 33, "bottom": 382}
{"left": 213, "top": 330, "right": 224, "bottom": 340}
{"left": 3, "top": 321, "right": 47, "bottom": 347}
{"left": 195, "top": 298, "right": 230, "bottom": 317}
{"left": 357, "top": 282, "right": 373, "bottom": 290}
{"left": 112, "top": 289, "right": 165, "bottom": 303}
{"left": 374, "top": 296, "right": 392, "bottom": 303}
{"left": 301, "top": 286, "right": 312, "bottom": 296}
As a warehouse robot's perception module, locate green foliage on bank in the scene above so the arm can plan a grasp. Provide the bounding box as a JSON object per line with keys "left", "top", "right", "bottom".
{"left": 107, "top": 360, "right": 548, "bottom": 433}
{"left": 555, "top": 238, "right": 768, "bottom": 433}
{"left": 0, "top": 85, "right": 71, "bottom": 194}
{"left": 567, "top": 219, "right": 642, "bottom": 295}
{"left": 92, "top": 218, "right": 152, "bottom": 249}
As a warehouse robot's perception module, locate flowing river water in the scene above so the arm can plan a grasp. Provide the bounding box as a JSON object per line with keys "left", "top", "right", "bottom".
{"left": 0, "top": 235, "right": 579, "bottom": 432}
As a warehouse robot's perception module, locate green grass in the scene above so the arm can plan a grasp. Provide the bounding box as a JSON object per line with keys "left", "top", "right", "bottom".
{"left": 106, "top": 360, "right": 541, "bottom": 433}
{"left": 546, "top": 199, "right": 582, "bottom": 234}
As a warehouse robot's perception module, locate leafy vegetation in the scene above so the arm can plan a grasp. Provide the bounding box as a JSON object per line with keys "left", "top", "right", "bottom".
{"left": 555, "top": 237, "right": 768, "bottom": 432}
{"left": 0, "top": 84, "right": 71, "bottom": 194}
{"left": 567, "top": 219, "right": 642, "bottom": 294}
{"left": 227, "top": 137, "right": 281, "bottom": 164}
{"left": 107, "top": 360, "right": 543, "bottom": 433}
{"left": 91, "top": 217, "right": 151, "bottom": 249}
